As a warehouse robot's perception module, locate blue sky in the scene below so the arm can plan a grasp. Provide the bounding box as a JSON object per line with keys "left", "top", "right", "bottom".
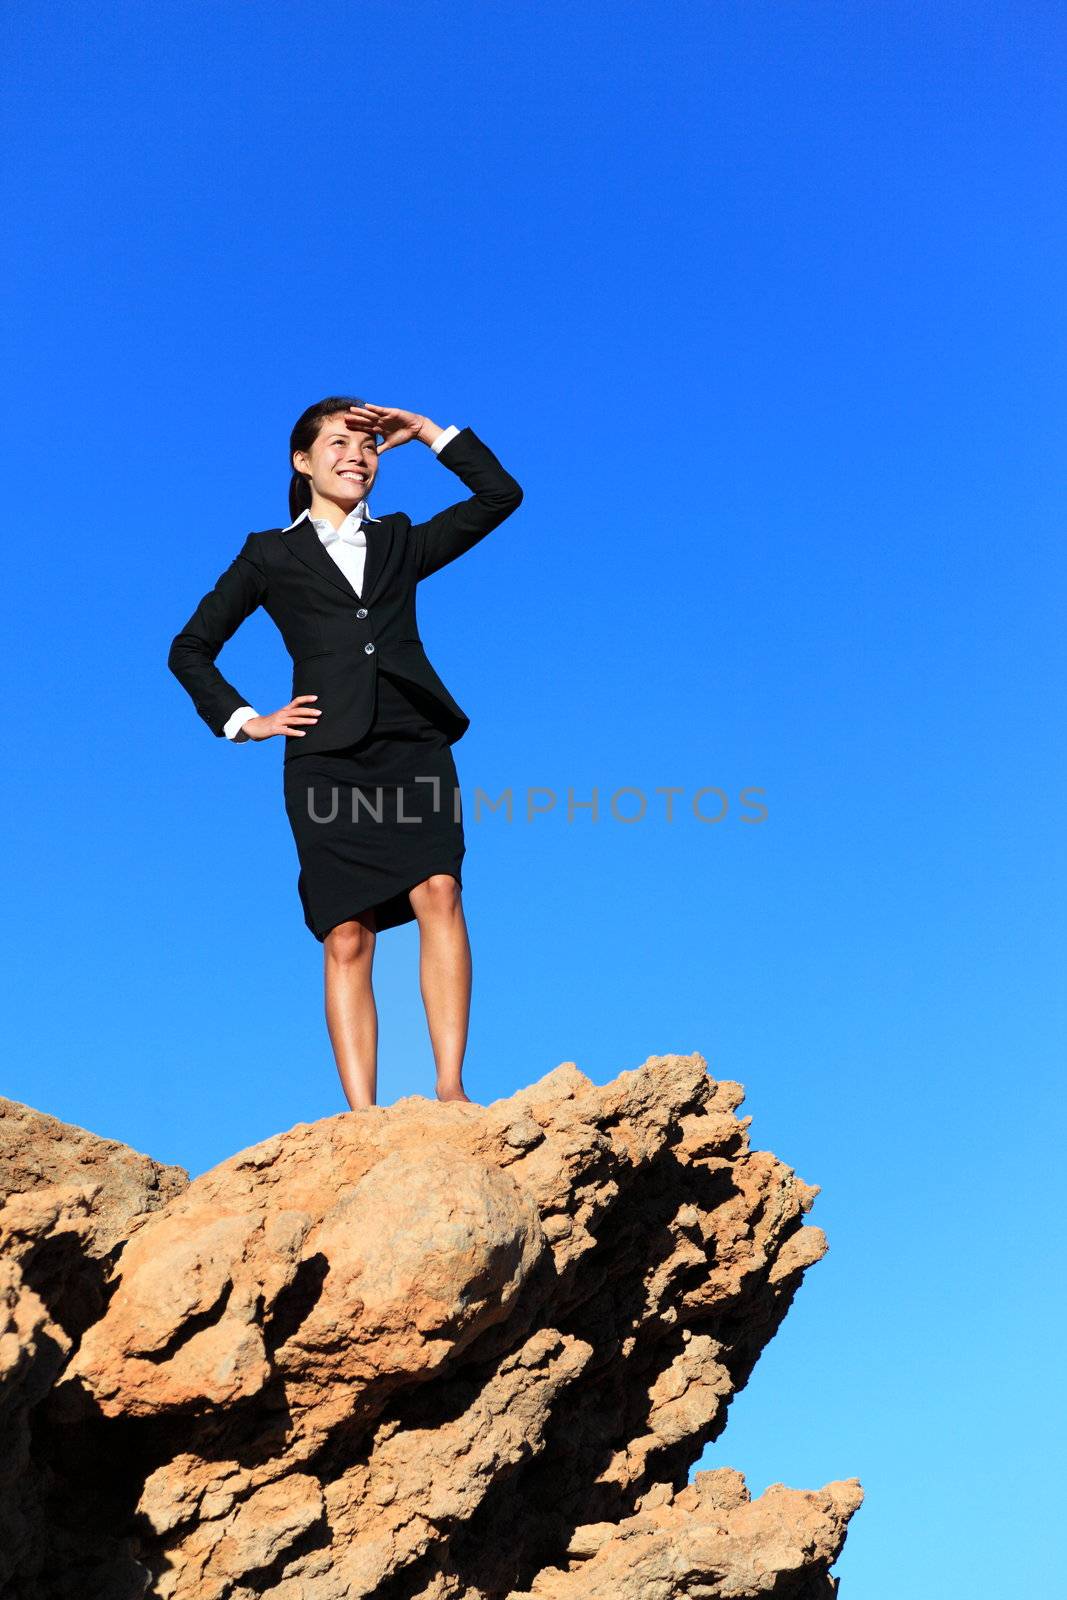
{"left": 2, "top": 3, "right": 1063, "bottom": 1593}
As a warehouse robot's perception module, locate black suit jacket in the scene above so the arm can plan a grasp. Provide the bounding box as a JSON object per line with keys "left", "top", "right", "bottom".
{"left": 168, "top": 427, "right": 523, "bottom": 762}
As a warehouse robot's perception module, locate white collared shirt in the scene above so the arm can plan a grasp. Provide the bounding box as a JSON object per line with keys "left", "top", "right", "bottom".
{"left": 223, "top": 424, "right": 460, "bottom": 741}
{"left": 281, "top": 498, "right": 381, "bottom": 600}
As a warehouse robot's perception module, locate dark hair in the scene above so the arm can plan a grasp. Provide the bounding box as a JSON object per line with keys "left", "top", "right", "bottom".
{"left": 288, "top": 395, "right": 373, "bottom": 522}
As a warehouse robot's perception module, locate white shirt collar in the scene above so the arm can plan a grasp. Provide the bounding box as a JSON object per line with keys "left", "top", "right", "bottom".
{"left": 282, "top": 500, "right": 381, "bottom": 533}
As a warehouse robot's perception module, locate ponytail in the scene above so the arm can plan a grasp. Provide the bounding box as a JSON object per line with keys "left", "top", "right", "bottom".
{"left": 287, "top": 466, "right": 313, "bottom": 523}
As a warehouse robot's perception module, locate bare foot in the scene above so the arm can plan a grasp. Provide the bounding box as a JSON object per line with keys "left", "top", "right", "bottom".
{"left": 436, "top": 1083, "right": 476, "bottom": 1104}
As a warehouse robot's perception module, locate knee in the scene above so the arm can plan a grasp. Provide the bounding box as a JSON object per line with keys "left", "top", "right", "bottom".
{"left": 324, "top": 919, "right": 375, "bottom": 962}
{"left": 410, "top": 873, "right": 461, "bottom": 918}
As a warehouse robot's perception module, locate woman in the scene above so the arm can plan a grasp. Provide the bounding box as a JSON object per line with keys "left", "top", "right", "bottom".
{"left": 167, "top": 398, "right": 523, "bottom": 1110}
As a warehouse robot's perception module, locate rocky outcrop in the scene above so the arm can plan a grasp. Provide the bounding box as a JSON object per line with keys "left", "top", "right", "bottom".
{"left": 0, "top": 1056, "right": 863, "bottom": 1597}
{"left": 0, "top": 1096, "right": 188, "bottom": 1597}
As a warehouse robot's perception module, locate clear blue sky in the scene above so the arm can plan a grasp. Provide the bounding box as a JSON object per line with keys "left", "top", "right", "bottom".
{"left": 2, "top": 4, "right": 1062, "bottom": 1593}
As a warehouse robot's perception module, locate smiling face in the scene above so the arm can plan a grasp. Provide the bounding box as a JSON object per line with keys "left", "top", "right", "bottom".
{"left": 292, "top": 411, "right": 380, "bottom": 517}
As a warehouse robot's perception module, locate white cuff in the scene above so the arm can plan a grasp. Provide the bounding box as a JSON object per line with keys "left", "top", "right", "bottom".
{"left": 429, "top": 424, "right": 461, "bottom": 455}
{"left": 224, "top": 705, "right": 258, "bottom": 742}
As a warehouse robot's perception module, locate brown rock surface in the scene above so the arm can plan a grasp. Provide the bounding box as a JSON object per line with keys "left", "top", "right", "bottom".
{"left": 0, "top": 1096, "right": 187, "bottom": 1220}
{"left": 1, "top": 1056, "right": 863, "bottom": 1598}
{"left": 0, "top": 1097, "right": 189, "bottom": 1596}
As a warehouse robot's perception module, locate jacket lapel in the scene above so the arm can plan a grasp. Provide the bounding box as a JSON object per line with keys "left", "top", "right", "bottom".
{"left": 282, "top": 514, "right": 397, "bottom": 607}
{"left": 359, "top": 516, "right": 396, "bottom": 607}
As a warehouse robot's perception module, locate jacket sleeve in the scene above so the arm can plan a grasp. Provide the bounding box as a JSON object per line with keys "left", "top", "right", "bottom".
{"left": 167, "top": 533, "right": 268, "bottom": 737}
{"left": 411, "top": 426, "right": 523, "bottom": 582}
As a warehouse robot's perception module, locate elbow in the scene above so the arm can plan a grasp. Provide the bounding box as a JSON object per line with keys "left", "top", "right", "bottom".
{"left": 168, "top": 631, "right": 202, "bottom": 679}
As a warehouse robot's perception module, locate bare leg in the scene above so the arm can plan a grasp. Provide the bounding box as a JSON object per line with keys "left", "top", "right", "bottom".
{"left": 323, "top": 910, "right": 378, "bottom": 1108}
{"left": 408, "top": 874, "right": 473, "bottom": 1103}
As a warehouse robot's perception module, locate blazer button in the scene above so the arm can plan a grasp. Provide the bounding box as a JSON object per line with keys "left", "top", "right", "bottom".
{"left": 356, "top": 608, "right": 368, "bottom": 618}
{"left": 364, "top": 642, "right": 375, "bottom": 654}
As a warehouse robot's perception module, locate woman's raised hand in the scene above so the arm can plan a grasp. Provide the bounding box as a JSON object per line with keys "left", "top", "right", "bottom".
{"left": 343, "top": 403, "right": 432, "bottom": 454}
{"left": 243, "top": 696, "right": 322, "bottom": 740}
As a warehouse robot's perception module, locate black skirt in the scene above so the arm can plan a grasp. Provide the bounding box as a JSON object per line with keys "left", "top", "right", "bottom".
{"left": 282, "top": 670, "right": 466, "bottom": 941}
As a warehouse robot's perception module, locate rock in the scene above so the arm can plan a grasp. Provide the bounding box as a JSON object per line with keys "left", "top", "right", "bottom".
{"left": 1, "top": 1055, "right": 863, "bottom": 1598}
{"left": 0, "top": 1098, "right": 189, "bottom": 1596}
{"left": 0, "top": 1257, "right": 72, "bottom": 1597}
{"left": 0, "top": 1097, "right": 188, "bottom": 1259}
{"left": 539, "top": 1472, "right": 866, "bottom": 1598}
